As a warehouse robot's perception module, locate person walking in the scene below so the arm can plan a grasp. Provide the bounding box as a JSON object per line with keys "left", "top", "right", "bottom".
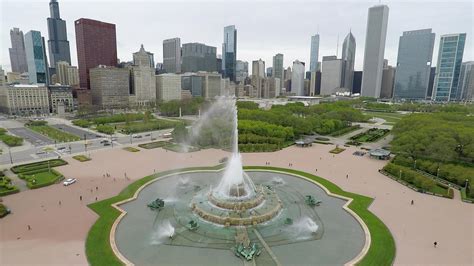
{"left": 80, "top": 195, "right": 82, "bottom": 201}
{"left": 434, "top": 241, "right": 437, "bottom": 248}
{"left": 27, "top": 225, "right": 31, "bottom": 230}
{"left": 411, "top": 200, "right": 414, "bottom": 205}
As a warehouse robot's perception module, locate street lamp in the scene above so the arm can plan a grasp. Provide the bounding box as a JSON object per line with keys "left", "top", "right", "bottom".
{"left": 84, "top": 134, "right": 87, "bottom": 153}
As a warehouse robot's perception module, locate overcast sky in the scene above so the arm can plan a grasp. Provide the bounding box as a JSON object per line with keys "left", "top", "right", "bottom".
{"left": 1, "top": 0, "right": 473, "bottom": 73}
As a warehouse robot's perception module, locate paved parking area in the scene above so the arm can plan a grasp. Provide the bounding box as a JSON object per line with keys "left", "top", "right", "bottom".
{"left": 50, "top": 124, "right": 100, "bottom": 140}
{"left": 9, "top": 127, "right": 54, "bottom": 146}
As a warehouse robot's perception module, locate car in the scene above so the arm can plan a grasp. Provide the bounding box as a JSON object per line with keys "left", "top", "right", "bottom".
{"left": 35, "top": 151, "right": 46, "bottom": 155}
{"left": 99, "top": 139, "right": 109, "bottom": 144}
{"left": 133, "top": 135, "right": 143, "bottom": 139}
{"left": 111, "top": 137, "right": 118, "bottom": 141}
{"left": 103, "top": 142, "right": 111, "bottom": 146}
{"left": 144, "top": 134, "right": 151, "bottom": 137}
{"left": 58, "top": 147, "right": 66, "bottom": 150}
{"left": 63, "top": 178, "right": 77, "bottom": 186}
{"left": 95, "top": 135, "right": 101, "bottom": 138}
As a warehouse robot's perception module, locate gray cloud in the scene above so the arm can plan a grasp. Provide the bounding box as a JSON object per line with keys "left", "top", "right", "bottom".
{"left": 1, "top": 0, "right": 472, "bottom": 73}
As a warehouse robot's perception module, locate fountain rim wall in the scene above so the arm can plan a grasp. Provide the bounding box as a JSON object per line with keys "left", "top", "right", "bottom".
{"left": 108, "top": 168, "right": 372, "bottom": 266}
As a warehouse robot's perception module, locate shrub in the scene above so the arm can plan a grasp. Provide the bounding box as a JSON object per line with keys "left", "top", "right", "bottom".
{"left": 96, "top": 125, "right": 115, "bottom": 135}
{"left": 72, "top": 119, "right": 91, "bottom": 128}
{"left": 11, "top": 159, "right": 67, "bottom": 174}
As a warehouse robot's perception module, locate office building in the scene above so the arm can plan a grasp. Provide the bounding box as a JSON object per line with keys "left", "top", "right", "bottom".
{"left": 381, "top": 65, "right": 396, "bottom": 98}
{"left": 352, "top": 71, "right": 362, "bottom": 94}
{"left": 272, "top": 53, "right": 284, "bottom": 89}
{"left": 56, "top": 61, "right": 79, "bottom": 86}
{"left": 0, "top": 68, "right": 5, "bottom": 86}
{"left": 222, "top": 25, "right": 237, "bottom": 81}
{"left": 90, "top": 66, "right": 130, "bottom": 108}
{"left": 47, "top": 0, "right": 71, "bottom": 68}
{"left": 458, "top": 62, "right": 474, "bottom": 101}
{"left": 163, "top": 38, "right": 181, "bottom": 73}
{"left": 0, "top": 85, "right": 49, "bottom": 116}
{"left": 427, "top": 67, "right": 436, "bottom": 98}
{"left": 393, "top": 29, "right": 435, "bottom": 100}
{"left": 342, "top": 32, "right": 356, "bottom": 90}
{"left": 321, "top": 56, "right": 344, "bottom": 95}
{"left": 432, "top": 33, "right": 467, "bottom": 101}
{"left": 361, "top": 5, "right": 389, "bottom": 98}
{"left": 130, "top": 45, "right": 156, "bottom": 106}
{"left": 252, "top": 59, "right": 265, "bottom": 78}
{"left": 9, "top": 28, "right": 28, "bottom": 73}
{"left": 266, "top": 67, "right": 273, "bottom": 77}
{"left": 75, "top": 18, "right": 117, "bottom": 90}
{"left": 310, "top": 34, "right": 320, "bottom": 71}
{"left": 182, "top": 74, "right": 203, "bottom": 97}
{"left": 267, "top": 77, "right": 280, "bottom": 98}
{"left": 181, "top": 43, "right": 217, "bottom": 73}
{"left": 197, "top": 72, "right": 221, "bottom": 99}
{"left": 24, "top": 30, "right": 47, "bottom": 84}
{"left": 235, "top": 60, "right": 248, "bottom": 84}
{"left": 48, "top": 85, "right": 73, "bottom": 113}
{"left": 156, "top": 74, "right": 181, "bottom": 101}
{"left": 291, "top": 60, "right": 305, "bottom": 96}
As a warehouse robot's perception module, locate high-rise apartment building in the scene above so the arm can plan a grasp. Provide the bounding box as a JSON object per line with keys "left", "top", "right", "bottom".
{"left": 252, "top": 59, "right": 265, "bottom": 78}
{"left": 56, "top": 61, "right": 79, "bottom": 86}
{"left": 47, "top": 0, "right": 71, "bottom": 68}
{"left": 272, "top": 54, "right": 284, "bottom": 89}
{"left": 181, "top": 43, "right": 217, "bottom": 73}
{"left": 432, "top": 33, "right": 466, "bottom": 101}
{"left": 75, "top": 18, "right": 117, "bottom": 90}
{"left": 393, "top": 29, "right": 435, "bottom": 100}
{"left": 361, "top": 5, "right": 389, "bottom": 98}
{"left": 342, "top": 32, "right": 356, "bottom": 90}
{"left": 458, "top": 61, "right": 474, "bottom": 101}
{"left": 235, "top": 60, "right": 248, "bottom": 84}
{"left": 222, "top": 25, "right": 237, "bottom": 81}
{"left": 310, "top": 34, "right": 320, "bottom": 72}
{"left": 163, "top": 38, "right": 181, "bottom": 73}
{"left": 130, "top": 45, "right": 156, "bottom": 106}
{"left": 24, "top": 30, "right": 47, "bottom": 84}
{"left": 9, "top": 28, "right": 29, "bottom": 73}
{"left": 291, "top": 60, "right": 305, "bottom": 96}
{"left": 266, "top": 67, "right": 273, "bottom": 78}
{"left": 321, "top": 56, "right": 344, "bottom": 95}
{"left": 90, "top": 66, "right": 130, "bottom": 108}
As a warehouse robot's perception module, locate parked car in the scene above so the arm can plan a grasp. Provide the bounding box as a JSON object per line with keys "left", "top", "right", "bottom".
{"left": 35, "top": 151, "right": 46, "bottom": 155}
{"left": 133, "top": 135, "right": 143, "bottom": 139}
{"left": 58, "top": 147, "right": 66, "bottom": 150}
{"left": 63, "top": 178, "right": 77, "bottom": 186}
{"left": 103, "top": 142, "right": 111, "bottom": 146}
{"left": 99, "top": 139, "right": 109, "bottom": 144}
{"left": 144, "top": 134, "right": 151, "bottom": 137}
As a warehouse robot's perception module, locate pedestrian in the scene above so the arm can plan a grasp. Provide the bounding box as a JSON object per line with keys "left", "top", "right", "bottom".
{"left": 80, "top": 195, "right": 82, "bottom": 201}
{"left": 411, "top": 200, "right": 414, "bottom": 205}
{"left": 103, "top": 174, "right": 105, "bottom": 178}
{"left": 346, "top": 174, "right": 349, "bottom": 179}
{"left": 315, "top": 169, "right": 317, "bottom": 172}
{"left": 434, "top": 241, "right": 437, "bottom": 248}
{"left": 59, "top": 200, "right": 61, "bottom": 206}
{"left": 27, "top": 225, "right": 31, "bottom": 230}
{"left": 90, "top": 189, "right": 93, "bottom": 193}
{"left": 96, "top": 186, "right": 98, "bottom": 191}
{"left": 95, "top": 197, "right": 98, "bottom": 201}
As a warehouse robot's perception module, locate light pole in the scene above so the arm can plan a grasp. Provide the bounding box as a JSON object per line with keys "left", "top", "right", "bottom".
{"left": 84, "top": 134, "right": 87, "bottom": 153}
{"left": 8, "top": 147, "right": 13, "bottom": 164}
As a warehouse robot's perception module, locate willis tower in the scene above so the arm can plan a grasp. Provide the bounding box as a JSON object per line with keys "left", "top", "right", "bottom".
{"left": 47, "top": 0, "right": 71, "bottom": 68}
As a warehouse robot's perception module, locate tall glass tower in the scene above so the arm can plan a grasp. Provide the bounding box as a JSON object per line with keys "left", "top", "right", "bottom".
{"left": 393, "top": 29, "right": 435, "bottom": 100}
{"left": 272, "top": 53, "right": 284, "bottom": 88}
{"left": 9, "top": 28, "right": 29, "bottom": 73}
{"left": 309, "top": 34, "right": 320, "bottom": 72}
{"left": 24, "top": 31, "right": 47, "bottom": 84}
{"left": 432, "top": 33, "right": 466, "bottom": 101}
{"left": 222, "top": 25, "right": 237, "bottom": 81}
{"left": 342, "top": 32, "right": 356, "bottom": 90}
{"left": 47, "top": 0, "right": 71, "bottom": 68}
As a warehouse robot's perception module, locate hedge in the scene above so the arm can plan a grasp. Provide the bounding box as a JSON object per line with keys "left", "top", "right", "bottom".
{"left": 11, "top": 159, "right": 68, "bottom": 174}
{"left": 0, "top": 186, "right": 20, "bottom": 197}
{"left": 0, "top": 203, "right": 10, "bottom": 218}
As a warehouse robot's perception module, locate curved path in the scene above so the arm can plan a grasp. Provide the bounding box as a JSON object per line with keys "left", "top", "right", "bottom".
{"left": 0, "top": 144, "right": 473, "bottom": 265}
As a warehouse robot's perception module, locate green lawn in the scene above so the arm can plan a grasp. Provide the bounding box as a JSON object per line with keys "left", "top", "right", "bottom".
{"left": 123, "top": 147, "right": 140, "bottom": 152}
{"left": 85, "top": 166, "right": 395, "bottom": 266}
{"left": 11, "top": 159, "right": 67, "bottom": 174}
{"left": 364, "top": 111, "right": 405, "bottom": 124}
{"left": 73, "top": 155, "right": 91, "bottom": 162}
{"left": 329, "top": 147, "right": 346, "bottom": 154}
{"left": 350, "top": 128, "right": 390, "bottom": 143}
{"left": 28, "top": 125, "right": 81, "bottom": 142}
{"left": 20, "top": 170, "right": 63, "bottom": 189}
{"left": 0, "top": 128, "right": 23, "bottom": 147}
{"left": 138, "top": 141, "right": 169, "bottom": 149}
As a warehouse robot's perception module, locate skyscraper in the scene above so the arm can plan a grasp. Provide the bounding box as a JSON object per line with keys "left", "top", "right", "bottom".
{"left": 252, "top": 59, "right": 265, "bottom": 78}
{"left": 163, "top": 38, "right": 181, "bottom": 73}
{"left": 9, "top": 28, "right": 29, "bottom": 73}
{"left": 75, "top": 18, "right": 117, "bottom": 90}
{"left": 47, "top": 0, "right": 71, "bottom": 68}
{"left": 131, "top": 45, "right": 156, "bottom": 106}
{"left": 222, "top": 25, "right": 237, "bottom": 81}
{"left": 291, "top": 60, "right": 305, "bottom": 96}
{"left": 342, "top": 32, "right": 356, "bottom": 90}
{"left": 381, "top": 64, "right": 396, "bottom": 98}
{"left": 361, "top": 5, "right": 389, "bottom": 98}
{"left": 432, "top": 33, "right": 466, "bottom": 101}
{"left": 458, "top": 62, "right": 474, "bottom": 101}
{"left": 24, "top": 30, "right": 47, "bottom": 84}
{"left": 321, "top": 56, "right": 344, "bottom": 95}
{"left": 272, "top": 53, "right": 284, "bottom": 89}
{"left": 181, "top": 43, "right": 217, "bottom": 73}
{"left": 393, "top": 29, "right": 435, "bottom": 100}
{"left": 310, "top": 34, "right": 320, "bottom": 72}
{"left": 235, "top": 60, "right": 248, "bottom": 84}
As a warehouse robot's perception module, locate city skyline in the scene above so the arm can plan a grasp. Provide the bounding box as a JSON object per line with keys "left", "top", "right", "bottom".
{"left": 1, "top": 0, "right": 472, "bottom": 73}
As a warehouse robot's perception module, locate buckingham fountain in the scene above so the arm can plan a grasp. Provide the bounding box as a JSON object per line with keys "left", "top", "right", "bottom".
{"left": 113, "top": 97, "right": 366, "bottom": 265}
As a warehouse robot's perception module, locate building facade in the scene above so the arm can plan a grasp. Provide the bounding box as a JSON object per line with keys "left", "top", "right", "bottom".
{"left": 361, "top": 5, "right": 389, "bottom": 98}
{"left": 222, "top": 25, "right": 237, "bottom": 81}
{"left": 310, "top": 34, "right": 320, "bottom": 72}
{"left": 89, "top": 66, "right": 129, "bottom": 108}
{"left": 156, "top": 74, "right": 181, "bottom": 102}
{"left": 163, "top": 38, "right": 181, "bottom": 73}
{"left": 393, "top": 29, "right": 435, "bottom": 100}
{"left": 342, "top": 32, "right": 356, "bottom": 90}
{"left": 48, "top": 85, "right": 73, "bottom": 113}
{"left": 75, "top": 18, "right": 117, "bottom": 90}
{"left": 24, "top": 30, "right": 47, "bottom": 84}
{"left": 321, "top": 56, "right": 344, "bottom": 95}
{"left": 197, "top": 72, "right": 222, "bottom": 99}
{"left": 0, "top": 85, "right": 49, "bottom": 115}
{"left": 131, "top": 45, "right": 156, "bottom": 106}
{"left": 9, "top": 28, "right": 29, "bottom": 74}
{"left": 381, "top": 65, "right": 396, "bottom": 99}
{"left": 181, "top": 43, "right": 217, "bottom": 73}
{"left": 47, "top": 0, "right": 71, "bottom": 68}
{"left": 56, "top": 61, "right": 79, "bottom": 86}
{"left": 252, "top": 59, "right": 265, "bottom": 78}
{"left": 432, "top": 33, "right": 467, "bottom": 101}
{"left": 291, "top": 60, "right": 305, "bottom": 96}
{"left": 182, "top": 74, "right": 203, "bottom": 97}
{"left": 458, "top": 61, "right": 474, "bottom": 101}
{"left": 235, "top": 60, "right": 248, "bottom": 84}
{"left": 272, "top": 53, "right": 284, "bottom": 89}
